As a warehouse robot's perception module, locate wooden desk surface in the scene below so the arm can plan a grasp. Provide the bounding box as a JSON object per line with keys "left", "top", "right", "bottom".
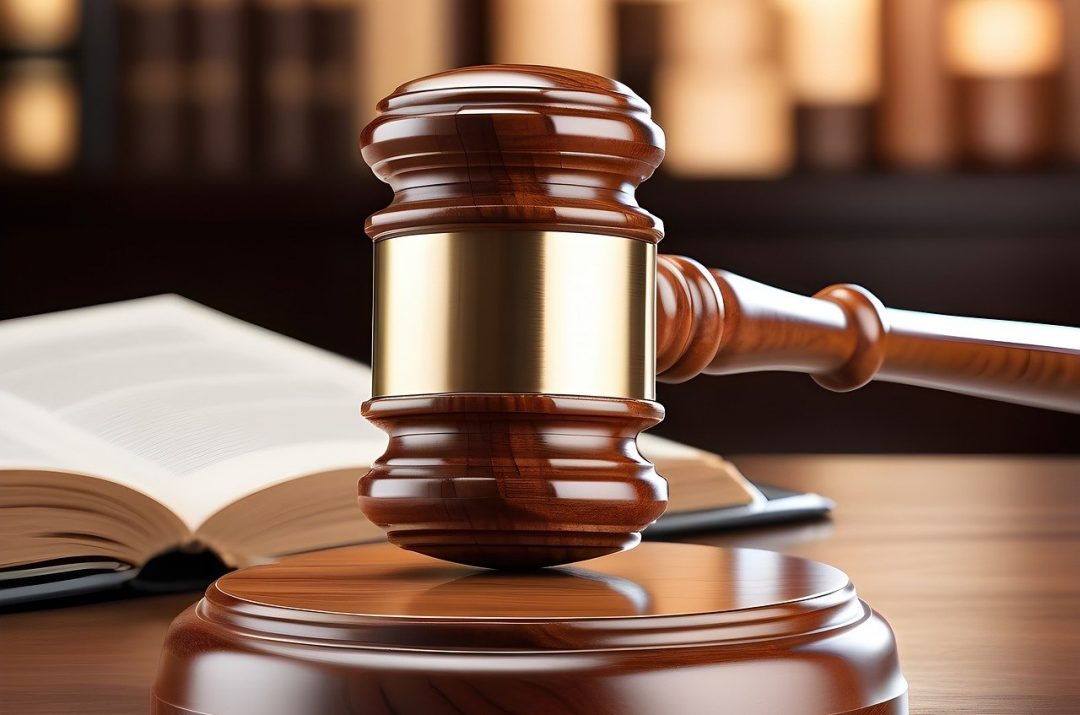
{"left": 1, "top": 455, "right": 1077, "bottom": 714}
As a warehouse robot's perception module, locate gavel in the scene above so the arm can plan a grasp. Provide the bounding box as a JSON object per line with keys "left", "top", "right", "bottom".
{"left": 357, "top": 65, "right": 1080, "bottom": 570}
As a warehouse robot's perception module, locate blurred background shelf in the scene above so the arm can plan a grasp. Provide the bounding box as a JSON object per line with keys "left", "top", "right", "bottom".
{"left": 1, "top": 0, "right": 1078, "bottom": 454}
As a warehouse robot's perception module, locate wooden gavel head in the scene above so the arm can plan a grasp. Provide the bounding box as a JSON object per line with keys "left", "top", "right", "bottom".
{"left": 359, "top": 65, "right": 672, "bottom": 568}
{"left": 358, "top": 64, "right": 1080, "bottom": 569}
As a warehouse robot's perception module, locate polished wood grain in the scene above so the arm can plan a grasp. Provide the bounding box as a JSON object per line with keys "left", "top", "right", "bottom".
{"left": 151, "top": 541, "right": 906, "bottom": 714}
{"left": 359, "top": 393, "right": 666, "bottom": 568}
{"left": 2, "top": 456, "right": 1073, "bottom": 714}
{"left": 361, "top": 66, "right": 1079, "bottom": 416}
{"left": 357, "top": 64, "right": 1079, "bottom": 569}
{"left": 360, "top": 65, "right": 665, "bottom": 243}
{"left": 694, "top": 456, "right": 1080, "bottom": 715}
{"left": 656, "top": 254, "right": 1080, "bottom": 412}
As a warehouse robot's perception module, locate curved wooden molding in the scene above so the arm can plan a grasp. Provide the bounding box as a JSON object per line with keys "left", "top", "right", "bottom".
{"left": 154, "top": 542, "right": 908, "bottom": 715}
{"left": 657, "top": 254, "right": 1080, "bottom": 412}
{"left": 361, "top": 65, "right": 666, "bottom": 243}
{"left": 359, "top": 393, "right": 666, "bottom": 568}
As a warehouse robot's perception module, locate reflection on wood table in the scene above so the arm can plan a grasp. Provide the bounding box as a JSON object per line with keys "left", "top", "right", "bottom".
{"left": 0, "top": 455, "right": 1076, "bottom": 714}
{"left": 688, "top": 455, "right": 1080, "bottom": 715}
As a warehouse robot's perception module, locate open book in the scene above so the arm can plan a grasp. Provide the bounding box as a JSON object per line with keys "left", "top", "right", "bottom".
{"left": 0, "top": 296, "right": 829, "bottom": 606}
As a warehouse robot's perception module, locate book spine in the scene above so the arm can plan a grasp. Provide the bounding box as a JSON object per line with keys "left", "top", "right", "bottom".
{"left": 454, "top": 0, "right": 488, "bottom": 69}
{"left": 119, "top": 0, "right": 187, "bottom": 174}
{"left": 253, "top": 0, "right": 311, "bottom": 175}
{"left": 777, "top": 0, "right": 880, "bottom": 172}
{"left": 655, "top": 0, "right": 791, "bottom": 177}
{"left": 310, "top": 0, "right": 356, "bottom": 170}
{"left": 1063, "top": 0, "right": 1080, "bottom": 162}
{"left": 945, "top": 0, "right": 1064, "bottom": 168}
{"left": 358, "top": 0, "right": 455, "bottom": 126}
{"left": 189, "top": 0, "right": 247, "bottom": 175}
{"left": 78, "top": 0, "right": 119, "bottom": 172}
{"left": 878, "top": 0, "right": 955, "bottom": 170}
{"left": 0, "top": 60, "right": 80, "bottom": 174}
{"left": 0, "top": 0, "right": 81, "bottom": 50}
{"left": 0, "top": 1, "right": 81, "bottom": 174}
{"left": 615, "top": 1, "right": 662, "bottom": 105}
{"left": 490, "top": 0, "right": 615, "bottom": 77}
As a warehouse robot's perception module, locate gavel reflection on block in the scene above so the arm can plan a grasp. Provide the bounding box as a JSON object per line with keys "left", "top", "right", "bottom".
{"left": 154, "top": 66, "right": 1079, "bottom": 715}
{"left": 357, "top": 64, "right": 1080, "bottom": 570}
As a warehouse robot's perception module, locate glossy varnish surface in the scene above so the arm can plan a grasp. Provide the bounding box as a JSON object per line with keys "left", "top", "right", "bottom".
{"left": 655, "top": 254, "right": 1080, "bottom": 411}
{"left": 215, "top": 541, "right": 848, "bottom": 620}
{"left": 357, "top": 63, "right": 1077, "bottom": 569}
{"left": 3, "top": 456, "right": 1078, "bottom": 713}
{"left": 359, "top": 393, "right": 666, "bottom": 568}
{"left": 361, "top": 65, "right": 666, "bottom": 242}
{"left": 153, "top": 542, "right": 906, "bottom": 714}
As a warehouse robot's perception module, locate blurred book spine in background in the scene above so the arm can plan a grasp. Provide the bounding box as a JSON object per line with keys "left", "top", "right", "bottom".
{"left": 946, "top": 0, "right": 1064, "bottom": 168}
{"left": 879, "top": 0, "right": 956, "bottom": 170}
{"left": 615, "top": 1, "right": 660, "bottom": 102}
{"left": 190, "top": 0, "right": 246, "bottom": 175}
{"left": 0, "top": 0, "right": 80, "bottom": 173}
{"left": 119, "top": 0, "right": 185, "bottom": 173}
{"left": 656, "top": 0, "right": 791, "bottom": 177}
{"left": 358, "top": 0, "right": 456, "bottom": 127}
{"left": 253, "top": 0, "right": 311, "bottom": 174}
{"left": 78, "top": 0, "right": 117, "bottom": 171}
{"left": 0, "top": 59, "right": 78, "bottom": 174}
{"left": 1061, "top": 0, "right": 1080, "bottom": 161}
{"left": 1, "top": 0, "right": 1079, "bottom": 179}
{"left": 777, "top": 0, "right": 880, "bottom": 172}
{"left": 310, "top": 0, "right": 355, "bottom": 170}
{"left": 491, "top": 0, "right": 615, "bottom": 77}
{"left": 0, "top": 0, "right": 80, "bottom": 49}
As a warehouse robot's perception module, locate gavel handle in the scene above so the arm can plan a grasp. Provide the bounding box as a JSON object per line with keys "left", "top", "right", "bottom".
{"left": 656, "top": 255, "right": 1080, "bottom": 413}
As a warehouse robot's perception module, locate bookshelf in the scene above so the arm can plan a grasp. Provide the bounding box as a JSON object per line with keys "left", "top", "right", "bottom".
{"left": 1, "top": 0, "right": 1077, "bottom": 453}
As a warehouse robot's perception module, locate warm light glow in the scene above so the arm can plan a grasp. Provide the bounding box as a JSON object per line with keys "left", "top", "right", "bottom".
{"left": 491, "top": 0, "right": 615, "bottom": 77}
{"left": 0, "top": 0, "right": 80, "bottom": 50}
{"left": 1065, "top": 0, "right": 1080, "bottom": 160}
{"left": 662, "top": 0, "right": 775, "bottom": 65}
{"left": 776, "top": 0, "right": 881, "bottom": 104}
{"left": 946, "top": 0, "right": 1064, "bottom": 76}
{"left": 359, "top": 0, "right": 454, "bottom": 125}
{"left": 0, "top": 61, "right": 78, "bottom": 173}
{"left": 658, "top": 66, "right": 792, "bottom": 177}
{"left": 657, "top": 0, "right": 791, "bottom": 177}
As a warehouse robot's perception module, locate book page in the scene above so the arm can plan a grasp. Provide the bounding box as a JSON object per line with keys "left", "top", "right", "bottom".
{"left": 0, "top": 391, "right": 176, "bottom": 501}
{"left": 0, "top": 295, "right": 386, "bottom": 530}
{"left": 637, "top": 432, "right": 717, "bottom": 461}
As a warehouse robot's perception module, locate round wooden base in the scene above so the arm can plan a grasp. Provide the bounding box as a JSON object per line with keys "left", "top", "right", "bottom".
{"left": 153, "top": 542, "right": 907, "bottom": 715}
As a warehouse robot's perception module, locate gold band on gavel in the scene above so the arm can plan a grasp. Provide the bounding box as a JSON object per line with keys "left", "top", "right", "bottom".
{"left": 371, "top": 231, "right": 656, "bottom": 399}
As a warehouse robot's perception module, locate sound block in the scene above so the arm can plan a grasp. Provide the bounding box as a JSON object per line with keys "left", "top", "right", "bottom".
{"left": 153, "top": 542, "right": 907, "bottom": 714}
